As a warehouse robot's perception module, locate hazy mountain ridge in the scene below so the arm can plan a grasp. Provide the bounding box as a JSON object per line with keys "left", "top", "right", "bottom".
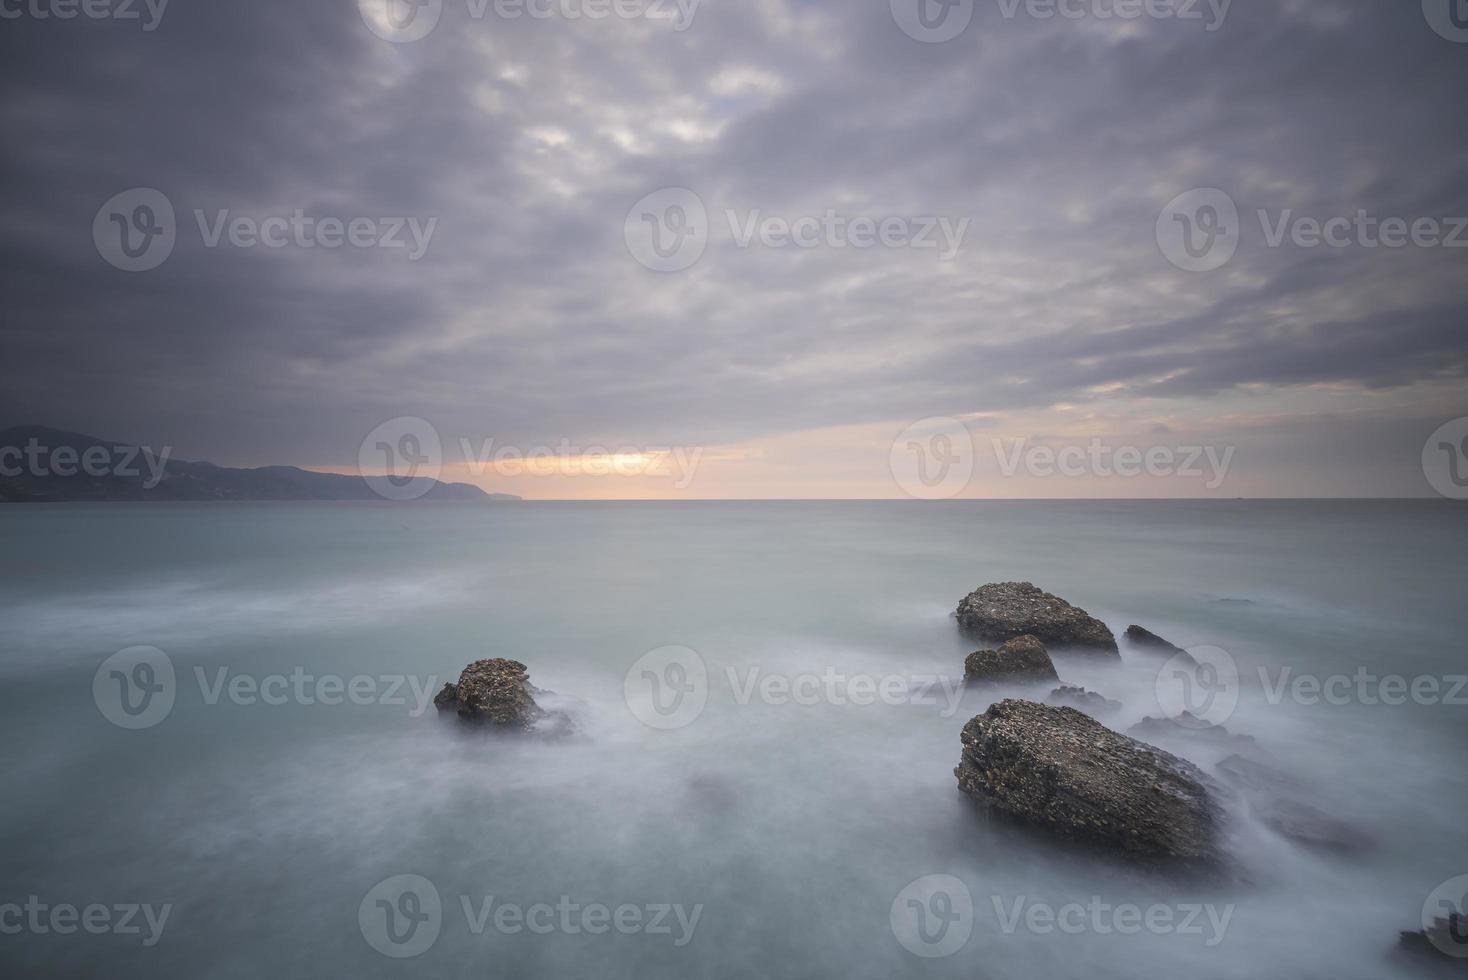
{"left": 0, "top": 426, "right": 519, "bottom": 502}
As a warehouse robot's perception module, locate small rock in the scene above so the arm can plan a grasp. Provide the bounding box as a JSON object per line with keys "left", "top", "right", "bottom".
{"left": 964, "top": 635, "right": 1060, "bottom": 685}
{"left": 432, "top": 683, "right": 460, "bottom": 712}
{"left": 955, "top": 699, "right": 1223, "bottom": 866}
{"left": 1046, "top": 685, "right": 1122, "bottom": 718}
{"left": 955, "top": 582, "right": 1119, "bottom": 656}
{"left": 1124, "top": 625, "right": 1195, "bottom": 664}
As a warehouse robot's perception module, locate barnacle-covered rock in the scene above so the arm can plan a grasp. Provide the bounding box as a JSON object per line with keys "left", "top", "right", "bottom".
{"left": 964, "top": 635, "right": 1060, "bottom": 685}
{"left": 955, "top": 699, "right": 1222, "bottom": 866}
{"left": 955, "top": 582, "right": 1118, "bottom": 656}
{"left": 434, "top": 659, "right": 570, "bottom": 734}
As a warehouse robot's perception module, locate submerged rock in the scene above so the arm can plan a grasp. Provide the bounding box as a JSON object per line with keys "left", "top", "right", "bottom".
{"left": 1045, "top": 684, "right": 1122, "bottom": 718}
{"left": 1252, "top": 796, "right": 1372, "bottom": 853}
{"left": 435, "top": 659, "right": 568, "bottom": 733}
{"left": 1398, "top": 916, "right": 1468, "bottom": 970}
{"left": 1215, "top": 754, "right": 1295, "bottom": 793}
{"left": 1213, "top": 755, "right": 1371, "bottom": 853}
{"left": 1124, "top": 625, "right": 1194, "bottom": 664}
{"left": 1130, "top": 713, "right": 1257, "bottom": 753}
{"left": 955, "top": 582, "right": 1118, "bottom": 656}
{"left": 955, "top": 699, "right": 1223, "bottom": 865}
{"left": 685, "top": 775, "right": 740, "bottom": 815}
{"left": 964, "top": 635, "right": 1060, "bottom": 685}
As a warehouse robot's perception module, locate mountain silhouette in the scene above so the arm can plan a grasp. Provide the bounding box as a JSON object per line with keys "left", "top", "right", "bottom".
{"left": 0, "top": 426, "right": 518, "bottom": 502}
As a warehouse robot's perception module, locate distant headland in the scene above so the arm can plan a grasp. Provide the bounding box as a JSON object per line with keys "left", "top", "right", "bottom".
{"left": 0, "top": 426, "right": 520, "bottom": 503}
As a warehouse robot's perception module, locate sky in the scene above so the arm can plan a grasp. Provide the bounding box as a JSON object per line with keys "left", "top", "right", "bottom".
{"left": 1, "top": 0, "right": 1466, "bottom": 499}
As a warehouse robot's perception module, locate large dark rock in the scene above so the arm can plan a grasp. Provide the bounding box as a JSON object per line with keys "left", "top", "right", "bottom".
{"left": 964, "top": 635, "right": 1059, "bottom": 685}
{"left": 434, "top": 659, "right": 560, "bottom": 732}
{"left": 1124, "top": 625, "right": 1194, "bottom": 664}
{"left": 955, "top": 582, "right": 1118, "bottom": 656}
{"left": 955, "top": 699, "right": 1223, "bottom": 865}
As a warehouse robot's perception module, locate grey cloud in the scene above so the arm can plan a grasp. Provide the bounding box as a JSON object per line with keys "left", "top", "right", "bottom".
{"left": 0, "top": 0, "right": 1465, "bottom": 478}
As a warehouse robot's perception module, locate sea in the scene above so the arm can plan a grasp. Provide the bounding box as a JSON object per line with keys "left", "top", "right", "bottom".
{"left": 1, "top": 500, "right": 1465, "bottom": 978}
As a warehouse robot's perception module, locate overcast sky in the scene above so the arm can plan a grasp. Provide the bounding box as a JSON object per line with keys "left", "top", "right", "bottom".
{"left": 2, "top": 0, "right": 1466, "bottom": 498}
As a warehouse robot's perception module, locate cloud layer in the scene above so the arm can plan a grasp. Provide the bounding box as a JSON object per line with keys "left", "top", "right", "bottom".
{"left": 2, "top": 0, "right": 1465, "bottom": 496}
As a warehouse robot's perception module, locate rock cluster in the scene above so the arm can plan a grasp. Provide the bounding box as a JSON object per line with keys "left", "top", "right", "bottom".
{"left": 424, "top": 580, "right": 1397, "bottom": 955}
{"left": 954, "top": 699, "right": 1223, "bottom": 866}
{"left": 963, "top": 635, "right": 1059, "bottom": 685}
{"left": 955, "top": 582, "right": 1118, "bottom": 655}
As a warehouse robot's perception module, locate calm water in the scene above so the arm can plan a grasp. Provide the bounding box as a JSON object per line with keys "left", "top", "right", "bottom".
{"left": 1, "top": 501, "right": 1465, "bottom": 978}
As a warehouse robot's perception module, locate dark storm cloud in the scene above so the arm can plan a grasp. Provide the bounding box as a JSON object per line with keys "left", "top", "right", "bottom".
{"left": 1, "top": 0, "right": 1465, "bottom": 471}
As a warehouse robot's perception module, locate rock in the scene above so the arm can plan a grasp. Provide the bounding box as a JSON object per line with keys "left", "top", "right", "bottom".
{"left": 955, "top": 582, "right": 1118, "bottom": 656}
{"left": 1251, "top": 796, "right": 1371, "bottom": 853}
{"left": 964, "top": 635, "right": 1060, "bottom": 685}
{"left": 954, "top": 699, "right": 1223, "bottom": 865}
{"left": 1213, "top": 756, "right": 1371, "bottom": 853}
{"left": 1046, "top": 685, "right": 1122, "bottom": 718}
{"left": 434, "top": 659, "right": 563, "bottom": 732}
{"left": 1130, "top": 713, "right": 1256, "bottom": 753}
{"left": 685, "top": 775, "right": 740, "bottom": 815}
{"left": 1215, "top": 754, "right": 1295, "bottom": 793}
{"left": 1124, "top": 625, "right": 1195, "bottom": 664}
{"left": 1398, "top": 916, "right": 1468, "bottom": 970}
